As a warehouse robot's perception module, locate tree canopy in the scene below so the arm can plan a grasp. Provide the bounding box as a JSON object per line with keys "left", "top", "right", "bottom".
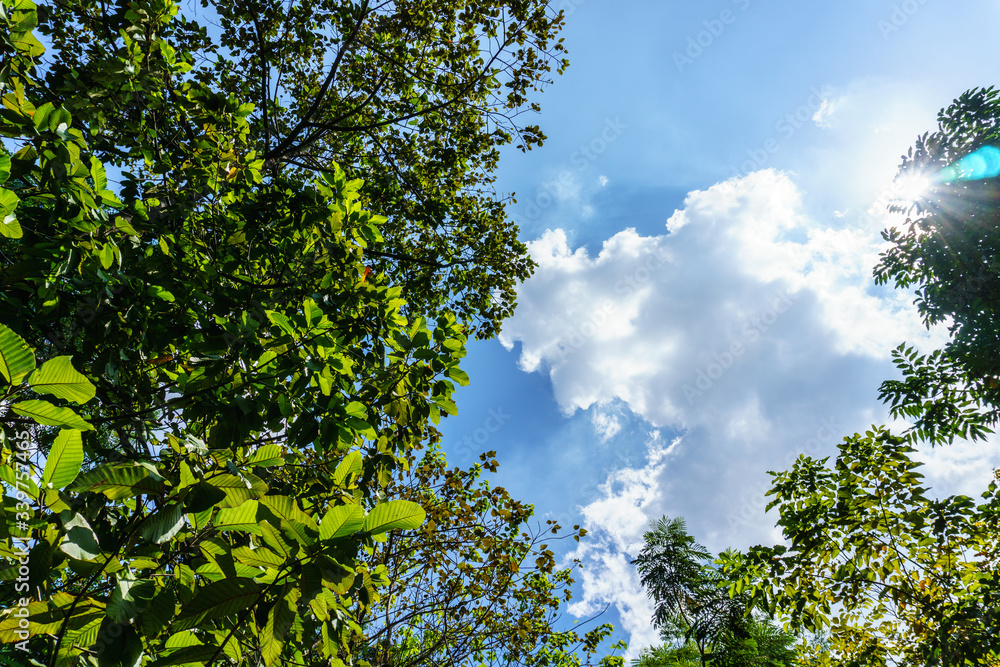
{"left": 36, "top": 0, "right": 568, "bottom": 338}
{"left": 0, "top": 0, "right": 624, "bottom": 665}
{"left": 721, "top": 429, "right": 1000, "bottom": 666}
{"left": 876, "top": 87, "right": 1000, "bottom": 444}
{"left": 722, "top": 87, "right": 1000, "bottom": 667}
{"left": 633, "top": 517, "right": 795, "bottom": 667}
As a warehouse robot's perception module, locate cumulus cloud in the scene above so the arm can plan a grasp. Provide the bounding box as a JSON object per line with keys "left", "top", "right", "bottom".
{"left": 498, "top": 168, "right": 988, "bottom": 652}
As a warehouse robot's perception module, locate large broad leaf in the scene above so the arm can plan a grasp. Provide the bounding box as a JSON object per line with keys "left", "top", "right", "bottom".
{"left": 320, "top": 503, "right": 365, "bottom": 541}
{"left": 247, "top": 444, "right": 284, "bottom": 467}
{"left": 42, "top": 429, "right": 83, "bottom": 489}
{"left": 260, "top": 589, "right": 297, "bottom": 667}
{"left": 12, "top": 400, "right": 93, "bottom": 430}
{"left": 141, "top": 505, "right": 185, "bottom": 544}
{"left": 176, "top": 578, "right": 261, "bottom": 626}
{"left": 259, "top": 520, "right": 296, "bottom": 560}
{"left": 232, "top": 545, "right": 284, "bottom": 569}
{"left": 69, "top": 463, "right": 165, "bottom": 499}
{"left": 214, "top": 500, "right": 261, "bottom": 534}
{"left": 0, "top": 189, "right": 21, "bottom": 239}
{"left": 362, "top": 500, "right": 426, "bottom": 535}
{"left": 59, "top": 511, "right": 102, "bottom": 562}
{"left": 260, "top": 495, "right": 317, "bottom": 545}
{"left": 331, "top": 450, "right": 363, "bottom": 486}
{"left": 0, "top": 323, "right": 34, "bottom": 385}
{"left": 28, "top": 356, "right": 96, "bottom": 404}
{"left": 150, "top": 644, "right": 224, "bottom": 667}
{"left": 207, "top": 472, "right": 268, "bottom": 507}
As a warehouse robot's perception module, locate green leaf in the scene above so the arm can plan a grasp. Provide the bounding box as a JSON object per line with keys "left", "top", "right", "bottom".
{"left": 0, "top": 323, "right": 35, "bottom": 385}
{"left": 332, "top": 450, "right": 363, "bottom": 486}
{"left": 12, "top": 399, "right": 93, "bottom": 430}
{"left": 12, "top": 30, "right": 43, "bottom": 58}
{"left": 259, "top": 520, "right": 296, "bottom": 559}
{"left": 98, "top": 242, "right": 115, "bottom": 269}
{"left": 261, "top": 589, "right": 296, "bottom": 667}
{"left": 206, "top": 472, "right": 268, "bottom": 507}
{"left": 150, "top": 644, "right": 223, "bottom": 667}
{"left": 27, "top": 355, "right": 96, "bottom": 404}
{"left": 0, "top": 155, "right": 9, "bottom": 184}
{"left": 115, "top": 216, "right": 140, "bottom": 236}
{"left": 447, "top": 366, "right": 470, "bottom": 386}
{"left": 142, "top": 505, "right": 186, "bottom": 544}
{"left": 214, "top": 500, "right": 261, "bottom": 534}
{"left": 266, "top": 310, "right": 296, "bottom": 336}
{"left": 176, "top": 578, "right": 262, "bottom": 624}
{"left": 232, "top": 545, "right": 284, "bottom": 569}
{"left": 247, "top": 444, "right": 284, "bottom": 467}
{"left": 320, "top": 503, "right": 364, "bottom": 540}
{"left": 183, "top": 481, "right": 227, "bottom": 513}
{"left": 0, "top": 214, "right": 22, "bottom": 239}
{"left": 59, "top": 511, "right": 102, "bottom": 562}
{"left": 147, "top": 285, "right": 176, "bottom": 302}
{"left": 41, "top": 429, "right": 83, "bottom": 489}
{"left": 363, "top": 500, "right": 426, "bottom": 535}
{"left": 69, "top": 463, "right": 165, "bottom": 499}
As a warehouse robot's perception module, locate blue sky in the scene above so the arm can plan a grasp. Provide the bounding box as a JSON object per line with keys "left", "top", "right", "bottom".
{"left": 434, "top": 0, "right": 1000, "bottom": 656}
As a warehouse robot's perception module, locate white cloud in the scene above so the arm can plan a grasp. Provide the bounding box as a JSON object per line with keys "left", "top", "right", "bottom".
{"left": 591, "top": 405, "right": 624, "bottom": 442}
{"left": 566, "top": 432, "right": 678, "bottom": 659}
{"left": 812, "top": 96, "right": 842, "bottom": 128}
{"left": 498, "top": 168, "right": 986, "bottom": 653}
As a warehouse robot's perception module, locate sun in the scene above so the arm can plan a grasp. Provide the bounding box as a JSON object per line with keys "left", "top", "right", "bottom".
{"left": 892, "top": 172, "right": 933, "bottom": 204}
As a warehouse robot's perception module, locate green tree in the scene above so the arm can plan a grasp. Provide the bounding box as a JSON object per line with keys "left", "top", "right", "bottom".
{"left": 632, "top": 637, "right": 701, "bottom": 667}
{"left": 633, "top": 517, "right": 795, "bottom": 667}
{"left": 352, "top": 445, "right": 625, "bottom": 667}
{"left": 0, "top": 2, "right": 621, "bottom": 666}
{"left": 720, "top": 87, "right": 1000, "bottom": 667}
{"left": 38, "top": 0, "right": 569, "bottom": 339}
{"left": 722, "top": 428, "right": 1000, "bottom": 666}
{"left": 0, "top": 1, "right": 464, "bottom": 664}
{"left": 875, "top": 87, "right": 1000, "bottom": 445}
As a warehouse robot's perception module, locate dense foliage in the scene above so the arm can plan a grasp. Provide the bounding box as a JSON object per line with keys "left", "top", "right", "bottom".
{"left": 721, "top": 87, "right": 1000, "bottom": 667}
{"left": 0, "top": 0, "right": 623, "bottom": 665}
{"left": 633, "top": 517, "right": 795, "bottom": 667}
{"left": 37, "top": 0, "right": 568, "bottom": 338}
{"left": 354, "top": 446, "right": 622, "bottom": 667}
{"left": 875, "top": 87, "right": 1000, "bottom": 444}
{"left": 722, "top": 430, "right": 1000, "bottom": 666}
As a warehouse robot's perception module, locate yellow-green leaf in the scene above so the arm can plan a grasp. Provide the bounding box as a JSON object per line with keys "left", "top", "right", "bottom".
{"left": 0, "top": 322, "right": 35, "bottom": 385}
{"left": 12, "top": 399, "right": 93, "bottom": 430}
{"left": 362, "top": 500, "right": 426, "bottom": 535}
{"left": 42, "top": 429, "right": 83, "bottom": 489}
{"left": 27, "top": 355, "right": 96, "bottom": 404}
{"left": 320, "top": 503, "right": 364, "bottom": 541}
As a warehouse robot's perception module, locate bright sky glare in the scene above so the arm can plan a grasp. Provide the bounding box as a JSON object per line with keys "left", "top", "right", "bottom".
{"left": 436, "top": 1, "right": 1000, "bottom": 656}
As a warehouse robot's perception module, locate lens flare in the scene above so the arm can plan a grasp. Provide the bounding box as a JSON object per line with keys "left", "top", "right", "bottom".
{"left": 938, "top": 145, "right": 1000, "bottom": 183}
{"left": 893, "top": 172, "right": 932, "bottom": 203}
